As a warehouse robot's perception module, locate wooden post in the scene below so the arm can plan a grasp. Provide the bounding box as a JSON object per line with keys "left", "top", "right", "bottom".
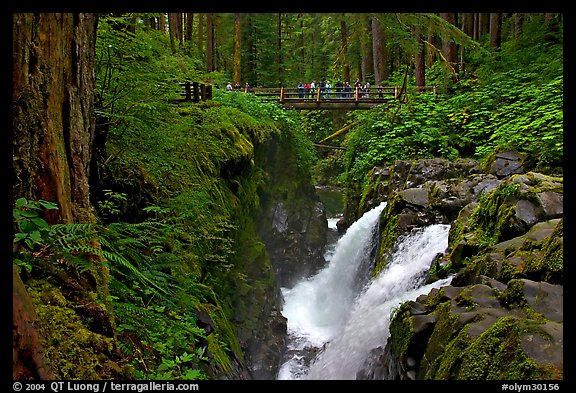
{"left": 316, "top": 86, "right": 321, "bottom": 102}
{"left": 280, "top": 87, "right": 284, "bottom": 102}
{"left": 206, "top": 84, "right": 212, "bottom": 100}
{"left": 394, "top": 86, "right": 398, "bottom": 99}
{"left": 355, "top": 86, "right": 359, "bottom": 101}
{"left": 200, "top": 83, "right": 207, "bottom": 101}
{"left": 185, "top": 82, "right": 192, "bottom": 101}
{"left": 193, "top": 82, "right": 199, "bottom": 102}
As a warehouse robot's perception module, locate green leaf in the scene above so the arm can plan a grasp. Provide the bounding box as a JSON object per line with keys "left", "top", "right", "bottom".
{"left": 19, "top": 210, "right": 39, "bottom": 218}
{"left": 16, "top": 198, "right": 28, "bottom": 207}
{"left": 29, "top": 230, "right": 42, "bottom": 242}
{"left": 183, "top": 369, "right": 202, "bottom": 380}
{"left": 38, "top": 200, "right": 59, "bottom": 210}
{"left": 14, "top": 233, "right": 28, "bottom": 242}
{"left": 31, "top": 218, "right": 49, "bottom": 228}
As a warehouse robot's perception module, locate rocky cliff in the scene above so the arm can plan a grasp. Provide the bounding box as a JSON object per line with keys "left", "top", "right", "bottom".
{"left": 353, "top": 153, "right": 563, "bottom": 380}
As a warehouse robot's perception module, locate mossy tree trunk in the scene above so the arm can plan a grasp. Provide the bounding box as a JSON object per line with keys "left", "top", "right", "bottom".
{"left": 13, "top": 13, "right": 98, "bottom": 224}
{"left": 12, "top": 13, "right": 99, "bottom": 379}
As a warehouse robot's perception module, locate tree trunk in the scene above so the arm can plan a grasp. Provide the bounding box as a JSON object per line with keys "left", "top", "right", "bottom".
{"left": 371, "top": 15, "right": 385, "bottom": 84}
{"left": 360, "top": 14, "right": 373, "bottom": 82}
{"left": 413, "top": 26, "right": 426, "bottom": 91}
{"left": 440, "top": 12, "right": 459, "bottom": 82}
{"left": 427, "top": 31, "right": 437, "bottom": 68}
{"left": 12, "top": 12, "right": 99, "bottom": 379}
{"left": 158, "top": 13, "right": 165, "bottom": 32}
{"left": 13, "top": 12, "right": 97, "bottom": 224}
{"left": 233, "top": 13, "right": 241, "bottom": 85}
{"left": 340, "top": 16, "right": 350, "bottom": 84}
{"left": 13, "top": 267, "right": 53, "bottom": 379}
{"left": 514, "top": 13, "right": 523, "bottom": 40}
{"left": 544, "top": 13, "right": 560, "bottom": 43}
{"left": 462, "top": 13, "right": 474, "bottom": 37}
{"left": 489, "top": 13, "right": 502, "bottom": 49}
{"left": 185, "top": 13, "right": 194, "bottom": 46}
{"left": 207, "top": 13, "right": 214, "bottom": 72}
{"left": 479, "top": 13, "right": 490, "bottom": 37}
{"left": 277, "top": 13, "right": 283, "bottom": 85}
{"left": 473, "top": 13, "right": 479, "bottom": 40}
{"left": 197, "top": 13, "right": 204, "bottom": 52}
{"left": 168, "top": 13, "right": 178, "bottom": 53}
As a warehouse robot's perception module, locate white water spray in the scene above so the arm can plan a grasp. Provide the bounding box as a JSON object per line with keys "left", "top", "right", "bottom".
{"left": 277, "top": 202, "right": 452, "bottom": 380}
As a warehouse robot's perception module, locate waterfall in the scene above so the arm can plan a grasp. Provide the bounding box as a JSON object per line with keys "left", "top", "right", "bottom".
{"left": 277, "top": 202, "right": 452, "bottom": 380}
{"left": 277, "top": 201, "right": 386, "bottom": 379}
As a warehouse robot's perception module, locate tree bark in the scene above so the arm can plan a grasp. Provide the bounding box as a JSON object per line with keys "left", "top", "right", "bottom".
{"left": 197, "top": 13, "right": 204, "bottom": 52}
{"left": 360, "top": 14, "right": 374, "bottom": 82}
{"left": 13, "top": 267, "right": 53, "bottom": 379}
{"left": 440, "top": 12, "right": 459, "bottom": 82}
{"left": 371, "top": 14, "right": 385, "bottom": 84}
{"left": 206, "top": 13, "right": 214, "bottom": 72}
{"left": 514, "top": 13, "right": 523, "bottom": 40}
{"left": 479, "top": 13, "right": 490, "bottom": 37}
{"left": 158, "top": 13, "right": 165, "bottom": 32}
{"left": 12, "top": 12, "right": 99, "bottom": 380}
{"left": 185, "top": 13, "right": 194, "bottom": 46}
{"left": 233, "top": 13, "right": 241, "bottom": 85}
{"left": 489, "top": 13, "right": 502, "bottom": 49}
{"left": 340, "top": 15, "right": 350, "bottom": 84}
{"left": 277, "top": 13, "right": 283, "bottom": 85}
{"left": 13, "top": 12, "right": 97, "bottom": 224}
{"left": 427, "top": 30, "right": 437, "bottom": 68}
{"left": 414, "top": 26, "right": 426, "bottom": 91}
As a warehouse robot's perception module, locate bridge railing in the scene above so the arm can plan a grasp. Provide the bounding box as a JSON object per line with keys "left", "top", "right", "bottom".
{"left": 251, "top": 85, "right": 435, "bottom": 102}
{"left": 253, "top": 86, "right": 398, "bottom": 101}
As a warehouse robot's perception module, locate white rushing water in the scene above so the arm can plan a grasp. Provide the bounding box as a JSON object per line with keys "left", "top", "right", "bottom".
{"left": 277, "top": 202, "right": 452, "bottom": 380}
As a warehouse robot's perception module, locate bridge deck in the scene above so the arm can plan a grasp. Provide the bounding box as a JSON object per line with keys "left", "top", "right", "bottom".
{"left": 250, "top": 86, "right": 435, "bottom": 110}
{"left": 279, "top": 98, "right": 394, "bottom": 110}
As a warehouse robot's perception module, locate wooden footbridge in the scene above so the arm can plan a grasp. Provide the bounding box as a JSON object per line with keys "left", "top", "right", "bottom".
{"left": 175, "top": 82, "right": 436, "bottom": 110}
{"left": 251, "top": 86, "right": 436, "bottom": 110}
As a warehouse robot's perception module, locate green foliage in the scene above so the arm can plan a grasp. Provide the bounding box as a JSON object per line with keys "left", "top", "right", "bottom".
{"left": 341, "top": 17, "right": 562, "bottom": 194}
{"left": 13, "top": 197, "right": 58, "bottom": 251}
{"left": 97, "top": 189, "right": 128, "bottom": 220}
{"left": 13, "top": 198, "right": 59, "bottom": 273}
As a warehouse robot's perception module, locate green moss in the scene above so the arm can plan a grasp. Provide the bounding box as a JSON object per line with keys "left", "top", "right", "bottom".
{"left": 388, "top": 302, "right": 414, "bottom": 360}
{"left": 205, "top": 331, "right": 234, "bottom": 374}
{"left": 454, "top": 288, "right": 478, "bottom": 310}
{"left": 431, "top": 326, "right": 473, "bottom": 379}
{"left": 421, "top": 301, "right": 461, "bottom": 378}
{"left": 373, "top": 212, "right": 399, "bottom": 276}
{"left": 536, "top": 219, "right": 563, "bottom": 283}
{"left": 27, "top": 280, "right": 128, "bottom": 380}
{"left": 456, "top": 317, "right": 543, "bottom": 379}
{"left": 424, "top": 308, "right": 559, "bottom": 380}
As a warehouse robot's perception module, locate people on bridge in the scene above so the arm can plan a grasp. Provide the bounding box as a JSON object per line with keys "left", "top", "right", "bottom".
{"left": 343, "top": 81, "right": 351, "bottom": 98}
{"left": 377, "top": 82, "right": 384, "bottom": 98}
{"left": 310, "top": 80, "right": 316, "bottom": 98}
{"left": 244, "top": 82, "right": 252, "bottom": 93}
{"left": 297, "top": 82, "right": 305, "bottom": 98}
{"left": 335, "top": 80, "right": 343, "bottom": 98}
{"left": 225, "top": 82, "right": 233, "bottom": 91}
{"left": 363, "top": 81, "right": 371, "bottom": 98}
{"left": 325, "top": 80, "right": 332, "bottom": 98}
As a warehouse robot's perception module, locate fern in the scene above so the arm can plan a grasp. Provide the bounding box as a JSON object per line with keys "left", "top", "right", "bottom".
{"left": 97, "top": 237, "right": 171, "bottom": 296}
